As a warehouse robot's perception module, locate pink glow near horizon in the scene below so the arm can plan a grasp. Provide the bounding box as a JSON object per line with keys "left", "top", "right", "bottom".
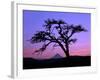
{"left": 24, "top": 45, "right": 90, "bottom": 59}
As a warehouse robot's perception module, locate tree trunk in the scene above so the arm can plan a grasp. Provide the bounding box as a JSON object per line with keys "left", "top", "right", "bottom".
{"left": 66, "top": 45, "right": 70, "bottom": 57}
{"left": 59, "top": 44, "right": 70, "bottom": 58}
{"left": 56, "top": 41, "right": 70, "bottom": 58}
{"left": 65, "top": 43, "right": 70, "bottom": 58}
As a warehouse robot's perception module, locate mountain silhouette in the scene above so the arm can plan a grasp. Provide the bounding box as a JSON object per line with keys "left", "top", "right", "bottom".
{"left": 52, "top": 53, "right": 62, "bottom": 59}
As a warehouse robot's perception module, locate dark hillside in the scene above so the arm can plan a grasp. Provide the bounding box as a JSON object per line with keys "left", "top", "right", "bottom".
{"left": 23, "top": 56, "right": 91, "bottom": 69}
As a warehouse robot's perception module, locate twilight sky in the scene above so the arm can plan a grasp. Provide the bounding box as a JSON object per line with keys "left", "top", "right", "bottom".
{"left": 23, "top": 10, "right": 91, "bottom": 59}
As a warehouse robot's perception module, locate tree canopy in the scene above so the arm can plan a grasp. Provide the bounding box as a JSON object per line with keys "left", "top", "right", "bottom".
{"left": 29, "top": 19, "right": 87, "bottom": 57}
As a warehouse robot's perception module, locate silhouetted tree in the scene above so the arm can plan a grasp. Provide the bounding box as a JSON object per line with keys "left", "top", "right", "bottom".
{"left": 30, "top": 19, "right": 87, "bottom": 58}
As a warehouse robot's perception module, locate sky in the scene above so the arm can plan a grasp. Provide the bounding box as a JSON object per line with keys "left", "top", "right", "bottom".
{"left": 23, "top": 10, "right": 91, "bottom": 59}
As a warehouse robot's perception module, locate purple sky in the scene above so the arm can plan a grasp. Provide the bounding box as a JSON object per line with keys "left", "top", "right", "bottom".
{"left": 23, "top": 10, "right": 91, "bottom": 59}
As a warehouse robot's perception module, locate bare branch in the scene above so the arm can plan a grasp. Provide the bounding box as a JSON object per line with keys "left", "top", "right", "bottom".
{"left": 33, "top": 41, "right": 52, "bottom": 54}
{"left": 53, "top": 43, "right": 59, "bottom": 48}
{"left": 68, "top": 38, "right": 77, "bottom": 44}
{"left": 68, "top": 25, "right": 87, "bottom": 39}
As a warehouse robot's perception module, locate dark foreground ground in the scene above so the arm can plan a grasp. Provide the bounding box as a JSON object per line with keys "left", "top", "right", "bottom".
{"left": 23, "top": 56, "right": 91, "bottom": 69}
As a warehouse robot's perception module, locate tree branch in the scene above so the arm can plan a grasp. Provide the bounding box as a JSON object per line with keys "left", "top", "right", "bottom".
{"left": 33, "top": 41, "right": 52, "bottom": 54}
{"left": 56, "top": 23, "right": 68, "bottom": 43}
